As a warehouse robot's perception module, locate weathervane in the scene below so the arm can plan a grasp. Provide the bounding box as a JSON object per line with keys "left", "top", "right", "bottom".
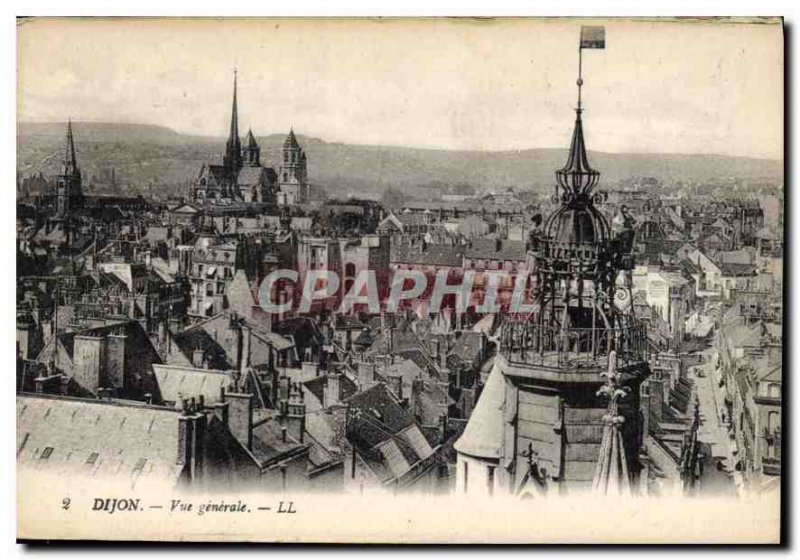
{"left": 577, "top": 26, "right": 606, "bottom": 113}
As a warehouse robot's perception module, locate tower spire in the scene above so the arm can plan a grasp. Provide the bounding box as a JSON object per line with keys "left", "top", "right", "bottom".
{"left": 224, "top": 68, "right": 242, "bottom": 171}
{"left": 63, "top": 118, "right": 78, "bottom": 175}
{"left": 555, "top": 26, "right": 605, "bottom": 199}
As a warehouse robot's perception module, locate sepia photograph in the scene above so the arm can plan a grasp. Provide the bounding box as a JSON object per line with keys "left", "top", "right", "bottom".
{"left": 13, "top": 15, "right": 784, "bottom": 544}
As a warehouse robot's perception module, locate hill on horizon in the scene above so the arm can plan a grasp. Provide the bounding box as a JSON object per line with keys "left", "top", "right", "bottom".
{"left": 17, "top": 121, "right": 784, "bottom": 200}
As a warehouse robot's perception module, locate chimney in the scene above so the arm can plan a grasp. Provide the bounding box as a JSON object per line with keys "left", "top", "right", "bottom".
{"left": 285, "top": 384, "right": 306, "bottom": 444}
{"left": 177, "top": 405, "right": 206, "bottom": 482}
{"left": 73, "top": 333, "right": 106, "bottom": 394}
{"left": 106, "top": 332, "right": 127, "bottom": 392}
{"left": 357, "top": 362, "right": 376, "bottom": 391}
{"left": 224, "top": 392, "right": 254, "bottom": 450}
{"left": 192, "top": 347, "right": 204, "bottom": 368}
{"left": 271, "top": 367, "right": 280, "bottom": 408}
{"left": 214, "top": 387, "right": 230, "bottom": 424}
{"left": 324, "top": 372, "right": 341, "bottom": 408}
{"left": 239, "top": 324, "right": 251, "bottom": 376}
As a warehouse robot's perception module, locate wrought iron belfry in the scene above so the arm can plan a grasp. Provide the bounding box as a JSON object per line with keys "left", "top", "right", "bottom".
{"left": 503, "top": 31, "right": 642, "bottom": 371}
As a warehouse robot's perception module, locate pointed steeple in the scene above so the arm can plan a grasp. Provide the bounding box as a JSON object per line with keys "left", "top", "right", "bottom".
{"left": 284, "top": 127, "right": 299, "bottom": 149}
{"left": 56, "top": 118, "right": 82, "bottom": 219}
{"left": 224, "top": 69, "right": 242, "bottom": 171}
{"left": 62, "top": 118, "right": 79, "bottom": 177}
{"left": 555, "top": 109, "right": 599, "bottom": 197}
{"left": 242, "top": 128, "right": 261, "bottom": 167}
{"left": 244, "top": 128, "right": 258, "bottom": 149}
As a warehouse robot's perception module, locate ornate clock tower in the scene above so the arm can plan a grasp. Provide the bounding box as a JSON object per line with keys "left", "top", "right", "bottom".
{"left": 455, "top": 26, "right": 650, "bottom": 497}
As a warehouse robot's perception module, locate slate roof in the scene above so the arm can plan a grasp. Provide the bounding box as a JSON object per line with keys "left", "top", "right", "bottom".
{"left": 237, "top": 166, "right": 265, "bottom": 187}
{"left": 390, "top": 243, "right": 465, "bottom": 267}
{"left": 152, "top": 364, "right": 236, "bottom": 405}
{"left": 249, "top": 410, "right": 307, "bottom": 467}
{"left": 465, "top": 238, "right": 527, "bottom": 262}
{"left": 453, "top": 361, "right": 505, "bottom": 459}
{"left": 171, "top": 328, "right": 232, "bottom": 371}
{"left": 719, "top": 262, "right": 757, "bottom": 277}
{"left": 304, "top": 374, "right": 358, "bottom": 408}
{"left": 345, "top": 383, "right": 435, "bottom": 483}
{"left": 17, "top": 394, "right": 185, "bottom": 487}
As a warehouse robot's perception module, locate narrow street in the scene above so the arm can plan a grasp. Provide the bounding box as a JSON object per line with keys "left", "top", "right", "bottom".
{"left": 687, "top": 343, "right": 741, "bottom": 497}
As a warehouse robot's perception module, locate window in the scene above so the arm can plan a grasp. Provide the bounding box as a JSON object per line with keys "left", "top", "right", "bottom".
{"left": 40, "top": 446, "right": 54, "bottom": 460}
{"left": 768, "top": 411, "right": 780, "bottom": 433}
{"left": 463, "top": 461, "right": 468, "bottom": 493}
{"left": 487, "top": 465, "right": 496, "bottom": 496}
{"left": 768, "top": 383, "right": 781, "bottom": 399}
{"left": 133, "top": 458, "right": 147, "bottom": 473}
{"left": 86, "top": 452, "right": 99, "bottom": 465}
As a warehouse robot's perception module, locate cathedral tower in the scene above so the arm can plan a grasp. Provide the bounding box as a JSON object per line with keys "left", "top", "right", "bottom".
{"left": 277, "top": 128, "right": 308, "bottom": 205}
{"left": 242, "top": 129, "right": 260, "bottom": 167}
{"left": 55, "top": 119, "right": 82, "bottom": 219}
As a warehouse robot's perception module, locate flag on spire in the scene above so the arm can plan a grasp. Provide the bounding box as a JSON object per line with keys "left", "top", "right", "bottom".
{"left": 580, "top": 25, "right": 605, "bottom": 49}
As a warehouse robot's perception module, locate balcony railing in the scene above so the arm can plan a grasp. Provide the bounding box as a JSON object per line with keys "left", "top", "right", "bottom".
{"left": 532, "top": 233, "right": 635, "bottom": 271}
{"left": 500, "top": 320, "right": 649, "bottom": 370}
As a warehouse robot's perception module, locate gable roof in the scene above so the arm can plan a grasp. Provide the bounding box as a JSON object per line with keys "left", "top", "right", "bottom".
{"left": 345, "top": 383, "right": 435, "bottom": 483}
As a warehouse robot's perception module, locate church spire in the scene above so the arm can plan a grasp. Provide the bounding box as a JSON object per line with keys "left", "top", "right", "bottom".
{"left": 63, "top": 118, "right": 79, "bottom": 176}
{"left": 224, "top": 68, "right": 242, "bottom": 171}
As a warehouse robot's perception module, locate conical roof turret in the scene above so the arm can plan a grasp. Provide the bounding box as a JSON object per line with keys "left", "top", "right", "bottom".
{"left": 555, "top": 109, "right": 600, "bottom": 197}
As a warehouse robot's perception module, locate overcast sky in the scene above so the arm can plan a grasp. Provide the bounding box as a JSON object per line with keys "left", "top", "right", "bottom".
{"left": 17, "top": 18, "right": 783, "bottom": 160}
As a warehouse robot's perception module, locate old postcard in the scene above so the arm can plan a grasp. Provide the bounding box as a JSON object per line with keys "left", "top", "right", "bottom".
{"left": 15, "top": 17, "right": 783, "bottom": 543}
